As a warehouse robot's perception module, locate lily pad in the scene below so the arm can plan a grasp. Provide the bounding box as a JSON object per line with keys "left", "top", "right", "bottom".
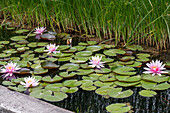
{"left": 86, "top": 45, "right": 103, "bottom": 52}
{"left": 8, "top": 85, "right": 26, "bottom": 92}
{"left": 15, "top": 29, "right": 29, "bottom": 34}
{"left": 62, "top": 47, "right": 77, "bottom": 53}
{"left": 112, "top": 67, "right": 136, "bottom": 76}
{"left": 114, "top": 81, "right": 140, "bottom": 87}
{"left": 0, "top": 41, "right": 9, "bottom": 44}
{"left": 95, "top": 87, "right": 113, "bottom": 96}
{"left": 73, "top": 46, "right": 86, "bottom": 51}
{"left": 99, "top": 73, "right": 116, "bottom": 82}
{"left": 108, "top": 88, "right": 133, "bottom": 98}
{"left": 58, "top": 57, "right": 72, "bottom": 62}
{"left": 103, "top": 49, "right": 125, "bottom": 56}
{"left": 126, "top": 45, "right": 143, "bottom": 51}
{"left": 87, "top": 41, "right": 97, "bottom": 45}
{"left": 34, "top": 47, "right": 45, "bottom": 53}
{"left": 41, "top": 61, "right": 59, "bottom": 69}
{"left": 76, "top": 51, "right": 92, "bottom": 57}
{"left": 52, "top": 53, "right": 72, "bottom": 58}
{"left": 42, "top": 75, "right": 63, "bottom": 83}
{"left": 63, "top": 80, "right": 82, "bottom": 87}
{"left": 119, "top": 61, "right": 134, "bottom": 65}
{"left": 0, "top": 53, "right": 11, "bottom": 58}
{"left": 33, "top": 68, "right": 48, "bottom": 75}
{"left": 95, "top": 68, "right": 111, "bottom": 74}
{"left": 59, "top": 63, "right": 79, "bottom": 71}
{"left": 45, "top": 83, "right": 63, "bottom": 91}
{"left": 70, "top": 57, "right": 88, "bottom": 64}
{"left": 139, "top": 90, "right": 157, "bottom": 97}
{"left": 101, "top": 58, "right": 114, "bottom": 63}
{"left": 41, "top": 33, "right": 56, "bottom": 40}
{"left": 142, "top": 74, "right": 168, "bottom": 83}
{"left": 82, "top": 74, "right": 100, "bottom": 81}
{"left": 3, "top": 49, "right": 17, "bottom": 54}
{"left": 28, "top": 42, "right": 37, "bottom": 47}
{"left": 137, "top": 53, "right": 150, "bottom": 58}
{"left": 94, "top": 81, "right": 114, "bottom": 87}
{"left": 76, "top": 69, "right": 94, "bottom": 75}
{"left": 116, "top": 75, "right": 141, "bottom": 82}
{"left": 106, "top": 103, "right": 131, "bottom": 113}
{"left": 57, "top": 45, "right": 70, "bottom": 51}
{"left": 59, "top": 72, "right": 76, "bottom": 78}
{"left": 10, "top": 36, "right": 26, "bottom": 41}
{"left": 2, "top": 81, "right": 16, "bottom": 86}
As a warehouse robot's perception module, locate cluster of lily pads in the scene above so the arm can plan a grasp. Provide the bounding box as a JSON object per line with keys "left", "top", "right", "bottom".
{"left": 0, "top": 27, "right": 170, "bottom": 112}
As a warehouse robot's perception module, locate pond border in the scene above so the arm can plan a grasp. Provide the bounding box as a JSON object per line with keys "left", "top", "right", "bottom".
{"left": 0, "top": 85, "right": 74, "bottom": 113}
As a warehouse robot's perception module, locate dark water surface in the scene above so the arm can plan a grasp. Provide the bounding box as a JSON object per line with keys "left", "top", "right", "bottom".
{"left": 0, "top": 28, "right": 169, "bottom": 113}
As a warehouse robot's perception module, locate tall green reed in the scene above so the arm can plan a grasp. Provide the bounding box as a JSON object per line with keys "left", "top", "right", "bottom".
{"left": 0, "top": 0, "right": 169, "bottom": 50}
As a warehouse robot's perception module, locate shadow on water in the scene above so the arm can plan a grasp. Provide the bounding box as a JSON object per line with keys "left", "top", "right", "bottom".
{"left": 0, "top": 28, "right": 169, "bottom": 113}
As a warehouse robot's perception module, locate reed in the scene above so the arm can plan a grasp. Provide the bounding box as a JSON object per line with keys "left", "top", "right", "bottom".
{"left": 0, "top": 0, "right": 169, "bottom": 50}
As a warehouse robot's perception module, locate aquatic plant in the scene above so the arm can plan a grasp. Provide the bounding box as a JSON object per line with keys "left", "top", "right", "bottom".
{"left": 20, "top": 76, "right": 39, "bottom": 87}
{"left": 143, "top": 60, "right": 168, "bottom": 76}
{"left": 34, "top": 27, "right": 46, "bottom": 35}
{"left": 0, "top": 62, "right": 21, "bottom": 80}
{"left": 44, "top": 43, "right": 60, "bottom": 54}
{"left": 89, "top": 56, "right": 105, "bottom": 68}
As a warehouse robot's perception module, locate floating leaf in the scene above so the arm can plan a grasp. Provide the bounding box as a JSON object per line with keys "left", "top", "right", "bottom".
{"left": 86, "top": 45, "right": 103, "bottom": 52}
{"left": 33, "top": 68, "right": 48, "bottom": 75}
{"left": 58, "top": 57, "right": 72, "bottom": 62}
{"left": 52, "top": 53, "right": 72, "bottom": 58}
{"left": 112, "top": 67, "right": 136, "bottom": 76}
{"left": 3, "top": 49, "right": 17, "bottom": 54}
{"left": 114, "top": 81, "right": 140, "bottom": 87}
{"left": 95, "top": 87, "right": 113, "bottom": 96}
{"left": 15, "top": 29, "right": 29, "bottom": 34}
{"left": 59, "top": 72, "right": 76, "bottom": 78}
{"left": 78, "top": 42, "right": 88, "bottom": 46}
{"left": 95, "top": 68, "right": 111, "bottom": 74}
{"left": 59, "top": 63, "right": 79, "bottom": 71}
{"left": 104, "top": 49, "right": 125, "bottom": 56}
{"left": 76, "top": 69, "right": 94, "bottom": 75}
{"left": 94, "top": 81, "right": 114, "bottom": 87}
{"left": 73, "top": 46, "right": 86, "bottom": 51}
{"left": 101, "top": 58, "right": 114, "bottom": 63}
{"left": 57, "top": 45, "right": 70, "bottom": 51}
{"left": 142, "top": 74, "right": 168, "bottom": 83}
{"left": 10, "top": 36, "right": 26, "bottom": 41}
{"left": 99, "top": 73, "right": 116, "bottom": 82}
{"left": 106, "top": 103, "right": 131, "bottom": 113}
{"left": 63, "top": 80, "right": 82, "bottom": 87}
{"left": 41, "top": 61, "right": 59, "bottom": 69}
{"left": 0, "top": 41, "right": 9, "bottom": 44}
{"left": 87, "top": 41, "right": 97, "bottom": 45}
{"left": 137, "top": 53, "right": 150, "bottom": 58}
{"left": 108, "top": 88, "right": 133, "bottom": 98}
{"left": 42, "top": 75, "right": 63, "bottom": 83}
{"left": 66, "top": 87, "right": 79, "bottom": 93}
{"left": 41, "top": 33, "right": 56, "bottom": 40}
{"left": 119, "top": 61, "right": 134, "bottom": 65}
{"left": 126, "top": 45, "right": 143, "bottom": 51}
{"left": 76, "top": 51, "right": 92, "bottom": 57}
{"left": 2, "top": 81, "right": 16, "bottom": 86}
{"left": 116, "top": 75, "right": 141, "bottom": 82}
{"left": 139, "top": 90, "right": 157, "bottom": 97}
{"left": 45, "top": 83, "right": 63, "bottom": 91}
{"left": 82, "top": 74, "right": 100, "bottom": 81}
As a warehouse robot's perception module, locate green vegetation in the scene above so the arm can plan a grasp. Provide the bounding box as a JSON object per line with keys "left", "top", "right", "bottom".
{"left": 0, "top": 0, "right": 169, "bottom": 49}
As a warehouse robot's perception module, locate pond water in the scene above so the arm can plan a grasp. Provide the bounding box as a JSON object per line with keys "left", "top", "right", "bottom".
{"left": 0, "top": 27, "right": 169, "bottom": 113}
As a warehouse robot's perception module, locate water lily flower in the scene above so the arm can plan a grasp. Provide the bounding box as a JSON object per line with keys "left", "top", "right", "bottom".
{"left": 34, "top": 27, "right": 46, "bottom": 35}
{"left": 89, "top": 56, "right": 105, "bottom": 68}
{"left": 0, "top": 62, "right": 21, "bottom": 79}
{"left": 20, "top": 76, "right": 39, "bottom": 87}
{"left": 143, "top": 60, "right": 168, "bottom": 76}
{"left": 44, "top": 43, "right": 60, "bottom": 54}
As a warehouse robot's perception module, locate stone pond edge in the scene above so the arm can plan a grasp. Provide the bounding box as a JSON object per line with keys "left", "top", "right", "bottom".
{"left": 0, "top": 85, "right": 74, "bottom": 113}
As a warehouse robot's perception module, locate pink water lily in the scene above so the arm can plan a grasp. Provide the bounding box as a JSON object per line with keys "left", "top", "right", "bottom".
{"left": 34, "top": 27, "right": 46, "bottom": 35}
{"left": 1, "top": 62, "right": 21, "bottom": 79}
{"left": 89, "top": 56, "right": 105, "bottom": 68}
{"left": 143, "top": 60, "right": 168, "bottom": 76}
{"left": 44, "top": 43, "right": 60, "bottom": 54}
{"left": 20, "top": 76, "right": 39, "bottom": 87}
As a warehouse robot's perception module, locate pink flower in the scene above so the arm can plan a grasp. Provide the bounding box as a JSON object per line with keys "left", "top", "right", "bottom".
{"left": 44, "top": 43, "right": 60, "bottom": 54}
{"left": 143, "top": 60, "right": 168, "bottom": 76}
{"left": 34, "top": 27, "right": 46, "bottom": 35}
{"left": 20, "top": 76, "right": 39, "bottom": 87}
{"left": 1, "top": 62, "right": 21, "bottom": 78}
{"left": 89, "top": 56, "right": 105, "bottom": 68}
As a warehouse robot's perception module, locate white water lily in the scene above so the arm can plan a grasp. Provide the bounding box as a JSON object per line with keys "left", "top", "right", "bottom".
{"left": 20, "top": 76, "right": 39, "bottom": 87}
{"left": 143, "top": 60, "right": 168, "bottom": 76}
{"left": 89, "top": 56, "right": 105, "bottom": 68}
{"left": 1, "top": 62, "right": 21, "bottom": 78}
{"left": 44, "top": 43, "right": 60, "bottom": 54}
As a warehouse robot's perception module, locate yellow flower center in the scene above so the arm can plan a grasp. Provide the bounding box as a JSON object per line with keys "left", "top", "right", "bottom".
{"left": 27, "top": 80, "right": 32, "bottom": 83}
{"left": 152, "top": 66, "right": 157, "bottom": 70}
{"left": 8, "top": 66, "right": 12, "bottom": 70}
{"left": 50, "top": 46, "right": 54, "bottom": 49}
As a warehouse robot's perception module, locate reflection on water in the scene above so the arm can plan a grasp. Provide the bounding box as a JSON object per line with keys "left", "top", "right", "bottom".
{"left": 0, "top": 28, "right": 169, "bottom": 113}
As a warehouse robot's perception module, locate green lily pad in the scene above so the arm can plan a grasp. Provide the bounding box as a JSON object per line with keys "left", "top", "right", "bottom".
{"left": 57, "top": 33, "right": 70, "bottom": 38}
{"left": 80, "top": 63, "right": 93, "bottom": 69}
{"left": 73, "top": 46, "right": 86, "bottom": 51}
{"left": 142, "top": 74, "right": 168, "bottom": 83}
{"left": 116, "top": 75, "right": 141, "bottom": 82}
{"left": 86, "top": 45, "right": 103, "bottom": 52}
{"left": 41, "top": 61, "right": 59, "bottom": 69}
{"left": 136, "top": 57, "right": 150, "bottom": 62}
{"left": 10, "top": 36, "right": 26, "bottom": 41}
{"left": 42, "top": 75, "right": 63, "bottom": 83}
{"left": 63, "top": 80, "right": 82, "bottom": 87}
{"left": 28, "top": 33, "right": 36, "bottom": 37}
{"left": 45, "top": 83, "right": 63, "bottom": 91}
{"left": 30, "top": 89, "right": 52, "bottom": 99}
{"left": 101, "top": 58, "right": 114, "bottom": 63}
{"left": 76, "top": 51, "right": 93, "bottom": 57}
{"left": 141, "top": 81, "right": 157, "bottom": 89}
{"left": 0, "top": 53, "right": 11, "bottom": 58}
{"left": 76, "top": 69, "right": 94, "bottom": 75}
{"left": 58, "top": 57, "right": 72, "bottom": 62}
{"left": 8, "top": 85, "right": 26, "bottom": 92}
{"left": 139, "top": 90, "right": 157, "bottom": 97}
{"left": 62, "top": 47, "right": 77, "bottom": 53}
{"left": 153, "top": 82, "right": 170, "bottom": 90}
{"left": 103, "top": 49, "right": 125, "bottom": 56}
{"left": 95, "top": 87, "right": 113, "bottom": 96}
{"left": 46, "top": 57, "right": 58, "bottom": 62}
{"left": 2, "top": 81, "right": 16, "bottom": 86}
{"left": 52, "top": 53, "right": 72, "bottom": 58}
{"left": 87, "top": 41, "right": 97, "bottom": 45}
{"left": 94, "top": 81, "right": 114, "bottom": 87}
{"left": 0, "top": 61, "right": 7, "bottom": 65}
{"left": 165, "top": 61, "right": 170, "bottom": 68}
{"left": 119, "top": 61, "right": 134, "bottom": 65}
{"left": 41, "top": 34, "right": 56, "bottom": 40}
{"left": 120, "top": 56, "right": 135, "bottom": 61}
{"left": 128, "top": 61, "right": 142, "bottom": 67}
{"left": 78, "top": 42, "right": 88, "bottom": 46}
{"left": 99, "top": 44, "right": 116, "bottom": 49}
{"left": 126, "top": 45, "right": 143, "bottom": 51}
{"left": 0, "top": 41, "right": 9, "bottom": 44}
{"left": 66, "top": 87, "right": 79, "bottom": 93}
{"left": 108, "top": 88, "right": 133, "bottom": 98}
{"left": 137, "top": 53, "right": 150, "bottom": 58}
{"left": 59, "top": 72, "right": 76, "bottom": 78}
{"left": 17, "top": 40, "right": 29, "bottom": 44}
{"left": 27, "top": 42, "right": 37, "bottom": 47}
{"left": 106, "top": 103, "right": 131, "bottom": 113}
{"left": 33, "top": 68, "right": 48, "bottom": 75}
{"left": 99, "top": 73, "right": 116, "bottom": 82}
{"left": 112, "top": 67, "right": 136, "bottom": 76}
{"left": 34, "top": 47, "right": 45, "bottom": 53}
{"left": 81, "top": 85, "right": 96, "bottom": 91}
{"left": 59, "top": 63, "right": 79, "bottom": 71}
{"left": 57, "top": 45, "right": 70, "bottom": 51}
{"left": 15, "top": 29, "right": 29, "bottom": 34}
{"left": 70, "top": 57, "right": 88, "bottom": 64}
{"left": 3, "top": 49, "right": 17, "bottom": 54}
{"left": 37, "top": 42, "right": 49, "bottom": 47}
{"left": 95, "top": 68, "right": 111, "bottom": 74}
{"left": 82, "top": 74, "right": 100, "bottom": 81}
{"left": 114, "top": 81, "right": 140, "bottom": 87}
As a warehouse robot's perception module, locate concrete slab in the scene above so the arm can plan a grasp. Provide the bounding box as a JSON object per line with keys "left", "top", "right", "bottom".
{"left": 0, "top": 85, "right": 74, "bottom": 113}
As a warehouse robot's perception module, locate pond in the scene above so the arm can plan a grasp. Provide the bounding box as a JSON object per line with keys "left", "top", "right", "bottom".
{"left": 0, "top": 27, "right": 169, "bottom": 113}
